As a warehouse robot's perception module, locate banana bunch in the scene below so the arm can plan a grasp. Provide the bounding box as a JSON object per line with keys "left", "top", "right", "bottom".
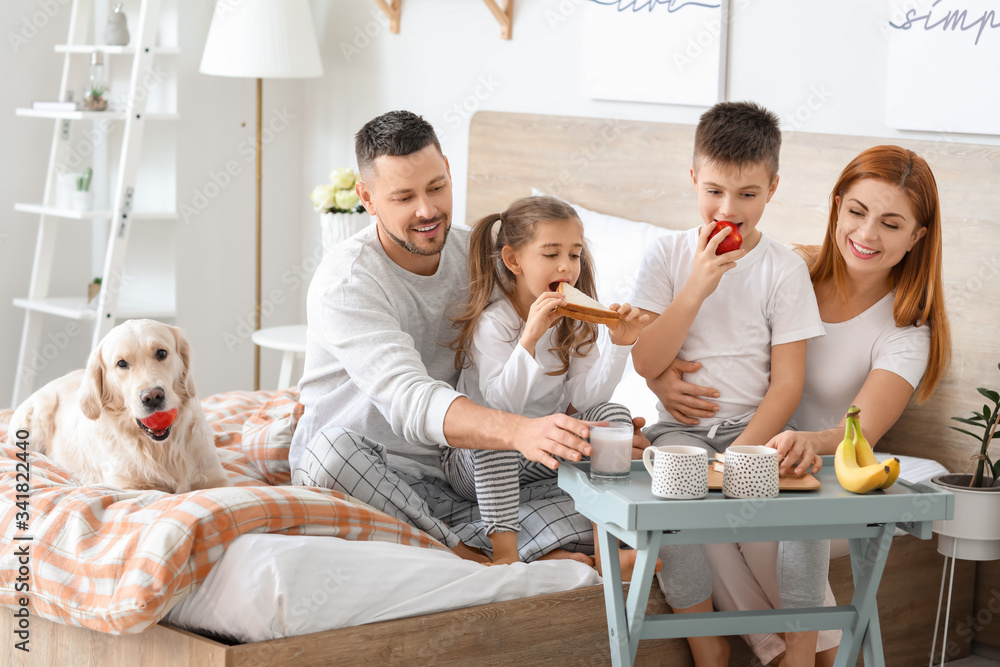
{"left": 834, "top": 406, "right": 901, "bottom": 493}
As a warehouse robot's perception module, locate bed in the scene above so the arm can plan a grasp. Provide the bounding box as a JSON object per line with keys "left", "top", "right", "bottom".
{"left": 3, "top": 110, "right": 998, "bottom": 665}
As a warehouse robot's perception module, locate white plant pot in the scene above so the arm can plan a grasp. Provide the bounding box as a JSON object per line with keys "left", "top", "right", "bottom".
{"left": 72, "top": 190, "right": 93, "bottom": 211}
{"left": 56, "top": 172, "right": 82, "bottom": 210}
{"left": 320, "top": 212, "right": 371, "bottom": 256}
{"left": 928, "top": 473, "right": 1000, "bottom": 561}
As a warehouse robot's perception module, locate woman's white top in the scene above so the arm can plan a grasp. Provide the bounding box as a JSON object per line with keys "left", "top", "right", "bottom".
{"left": 458, "top": 298, "right": 633, "bottom": 418}
{"left": 792, "top": 291, "right": 930, "bottom": 432}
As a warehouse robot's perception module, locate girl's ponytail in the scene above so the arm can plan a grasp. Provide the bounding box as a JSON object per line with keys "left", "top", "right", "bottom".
{"left": 450, "top": 212, "right": 505, "bottom": 370}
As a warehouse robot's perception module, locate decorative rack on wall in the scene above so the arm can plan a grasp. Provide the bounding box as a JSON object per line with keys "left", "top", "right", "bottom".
{"left": 373, "top": 0, "right": 514, "bottom": 39}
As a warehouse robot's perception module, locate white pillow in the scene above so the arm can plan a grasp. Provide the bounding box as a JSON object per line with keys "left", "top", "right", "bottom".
{"left": 531, "top": 190, "right": 671, "bottom": 422}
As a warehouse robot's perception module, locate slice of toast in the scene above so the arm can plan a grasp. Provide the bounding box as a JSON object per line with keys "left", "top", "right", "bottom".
{"left": 555, "top": 282, "right": 620, "bottom": 327}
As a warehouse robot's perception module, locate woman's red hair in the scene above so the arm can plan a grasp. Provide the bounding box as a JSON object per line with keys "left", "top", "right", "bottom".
{"left": 802, "top": 145, "right": 950, "bottom": 403}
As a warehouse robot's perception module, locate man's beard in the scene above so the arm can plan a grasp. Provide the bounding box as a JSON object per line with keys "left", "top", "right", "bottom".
{"left": 379, "top": 216, "right": 450, "bottom": 256}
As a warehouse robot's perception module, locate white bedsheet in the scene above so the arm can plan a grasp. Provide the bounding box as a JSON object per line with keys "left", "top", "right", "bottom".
{"left": 165, "top": 456, "right": 947, "bottom": 644}
{"left": 165, "top": 533, "right": 602, "bottom": 644}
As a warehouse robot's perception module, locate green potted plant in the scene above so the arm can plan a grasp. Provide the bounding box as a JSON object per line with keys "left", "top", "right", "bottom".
{"left": 929, "top": 361, "right": 1000, "bottom": 561}
{"left": 72, "top": 167, "right": 93, "bottom": 211}
{"left": 310, "top": 167, "right": 369, "bottom": 254}
{"left": 87, "top": 276, "right": 102, "bottom": 303}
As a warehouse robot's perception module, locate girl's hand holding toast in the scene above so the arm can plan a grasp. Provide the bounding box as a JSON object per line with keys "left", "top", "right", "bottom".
{"left": 519, "top": 291, "right": 564, "bottom": 357}
{"left": 607, "top": 302, "right": 649, "bottom": 346}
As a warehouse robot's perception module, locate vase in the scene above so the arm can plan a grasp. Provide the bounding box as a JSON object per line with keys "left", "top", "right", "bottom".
{"left": 928, "top": 473, "right": 1000, "bottom": 561}
{"left": 72, "top": 190, "right": 93, "bottom": 211}
{"left": 320, "top": 212, "right": 371, "bottom": 255}
{"left": 103, "top": 3, "right": 130, "bottom": 45}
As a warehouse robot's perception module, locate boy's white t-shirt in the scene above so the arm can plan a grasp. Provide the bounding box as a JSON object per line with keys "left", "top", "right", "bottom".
{"left": 792, "top": 291, "right": 930, "bottom": 432}
{"left": 457, "top": 298, "right": 633, "bottom": 418}
{"left": 632, "top": 228, "right": 825, "bottom": 427}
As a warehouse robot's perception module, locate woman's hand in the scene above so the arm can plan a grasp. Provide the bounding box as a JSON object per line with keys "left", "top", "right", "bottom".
{"left": 520, "top": 291, "right": 564, "bottom": 356}
{"left": 645, "top": 359, "right": 720, "bottom": 425}
{"left": 607, "top": 302, "right": 650, "bottom": 346}
{"left": 764, "top": 430, "right": 825, "bottom": 476}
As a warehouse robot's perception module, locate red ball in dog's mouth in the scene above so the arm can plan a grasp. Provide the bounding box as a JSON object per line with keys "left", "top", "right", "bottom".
{"left": 137, "top": 408, "right": 178, "bottom": 441}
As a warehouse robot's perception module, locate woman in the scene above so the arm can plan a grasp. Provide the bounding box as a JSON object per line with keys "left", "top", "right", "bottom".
{"left": 650, "top": 145, "right": 951, "bottom": 666}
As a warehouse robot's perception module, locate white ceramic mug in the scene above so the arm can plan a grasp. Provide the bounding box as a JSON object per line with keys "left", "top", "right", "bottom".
{"left": 722, "top": 445, "right": 780, "bottom": 499}
{"left": 642, "top": 445, "right": 708, "bottom": 499}
{"left": 589, "top": 423, "right": 633, "bottom": 480}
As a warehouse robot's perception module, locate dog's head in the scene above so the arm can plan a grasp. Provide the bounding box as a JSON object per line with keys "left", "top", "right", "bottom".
{"left": 79, "top": 319, "right": 196, "bottom": 442}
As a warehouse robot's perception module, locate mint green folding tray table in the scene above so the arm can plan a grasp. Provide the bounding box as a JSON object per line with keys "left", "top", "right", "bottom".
{"left": 557, "top": 456, "right": 953, "bottom": 667}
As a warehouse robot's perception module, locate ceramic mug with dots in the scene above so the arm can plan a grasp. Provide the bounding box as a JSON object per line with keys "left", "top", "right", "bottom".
{"left": 721, "top": 445, "right": 780, "bottom": 499}
{"left": 642, "top": 445, "right": 709, "bottom": 500}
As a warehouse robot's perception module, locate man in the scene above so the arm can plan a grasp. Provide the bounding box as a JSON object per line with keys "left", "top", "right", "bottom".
{"left": 290, "top": 110, "right": 622, "bottom": 562}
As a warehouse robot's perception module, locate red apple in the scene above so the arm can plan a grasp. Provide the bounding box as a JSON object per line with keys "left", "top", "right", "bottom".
{"left": 709, "top": 221, "right": 743, "bottom": 255}
{"left": 140, "top": 408, "right": 178, "bottom": 431}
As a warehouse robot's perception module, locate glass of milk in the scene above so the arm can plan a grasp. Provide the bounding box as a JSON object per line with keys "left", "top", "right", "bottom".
{"left": 588, "top": 423, "right": 633, "bottom": 480}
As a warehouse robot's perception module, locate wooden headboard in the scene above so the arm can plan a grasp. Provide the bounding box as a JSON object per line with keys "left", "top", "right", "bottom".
{"left": 467, "top": 110, "right": 1000, "bottom": 472}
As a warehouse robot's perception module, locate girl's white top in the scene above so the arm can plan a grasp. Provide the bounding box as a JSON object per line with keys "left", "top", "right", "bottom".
{"left": 458, "top": 298, "right": 633, "bottom": 418}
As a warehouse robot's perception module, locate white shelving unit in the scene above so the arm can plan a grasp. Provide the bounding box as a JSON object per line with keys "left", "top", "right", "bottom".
{"left": 12, "top": 0, "right": 178, "bottom": 406}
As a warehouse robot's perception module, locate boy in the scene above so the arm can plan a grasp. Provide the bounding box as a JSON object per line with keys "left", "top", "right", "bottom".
{"left": 630, "top": 102, "right": 827, "bottom": 666}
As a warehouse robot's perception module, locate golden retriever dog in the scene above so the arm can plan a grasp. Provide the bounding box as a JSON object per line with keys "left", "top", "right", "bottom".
{"left": 9, "top": 319, "right": 229, "bottom": 493}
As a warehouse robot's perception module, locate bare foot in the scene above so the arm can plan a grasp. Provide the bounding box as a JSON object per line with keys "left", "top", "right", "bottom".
{"left": 779, "top": 631, "right": 818, "bottom": 667}
{"left": 537, "top": 548, "right": 595, "bottom": 566}
{"left": 594, "top": 548, "right": 663, "bottom": 580}
{"left": 451, "top": 541, "right": 489, "bottom": 564}
{"left": 485, "top": 554, "right": 521, "bottom": 567}
{"left": 487, "top": 530, "right": 521, "bottom": 566}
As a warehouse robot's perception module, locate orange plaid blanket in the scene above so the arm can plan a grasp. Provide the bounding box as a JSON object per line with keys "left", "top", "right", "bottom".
{"left": 0, "top": 389, "right": 444, "bottom": 634}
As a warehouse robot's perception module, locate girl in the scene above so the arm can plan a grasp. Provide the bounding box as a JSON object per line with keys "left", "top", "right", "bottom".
{"left": 442, "top": 195, "right": 648, "bottom": 567}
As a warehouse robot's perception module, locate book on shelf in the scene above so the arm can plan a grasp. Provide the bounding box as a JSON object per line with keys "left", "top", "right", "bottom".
{"left": 31, "top": 100, "right": 79, "bottom": 111}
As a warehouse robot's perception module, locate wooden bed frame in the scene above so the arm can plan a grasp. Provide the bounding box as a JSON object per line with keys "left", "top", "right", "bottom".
{"left": 5, "top": 111, "right": 998, "bottom": 665}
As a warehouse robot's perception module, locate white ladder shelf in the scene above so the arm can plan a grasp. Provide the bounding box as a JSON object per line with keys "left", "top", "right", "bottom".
{"left": 12, "top": 0, "right": 177, "bottom": 407}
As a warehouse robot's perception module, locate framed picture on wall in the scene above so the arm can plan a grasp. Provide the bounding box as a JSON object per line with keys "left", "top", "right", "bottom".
{"left": 884, "top": 0, "right": 1000, "bottom": 135}
{"left": 584, "top": 0, "right": 728, "bottom": 107}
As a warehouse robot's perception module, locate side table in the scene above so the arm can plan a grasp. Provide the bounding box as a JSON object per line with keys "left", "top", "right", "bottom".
{"left": 251, "top": 325, "right": 307, "bottom": 389}
{"left": 558, "top": 456, "right": 954, "bottom": 667}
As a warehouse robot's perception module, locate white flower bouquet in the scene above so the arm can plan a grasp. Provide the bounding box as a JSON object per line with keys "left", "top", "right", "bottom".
{"left": 310, "top": 167, "right": 365, "bottom": 214}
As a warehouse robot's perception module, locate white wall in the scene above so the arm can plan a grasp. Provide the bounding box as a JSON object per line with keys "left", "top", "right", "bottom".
{"left": 0, "top": 0, "right": 310, "bottom": 405}
{"left": 306, "top": 0, "right": 999, "bottom": 232}
{"left": 2, "top": 0, "right": 997, "bottom": 408}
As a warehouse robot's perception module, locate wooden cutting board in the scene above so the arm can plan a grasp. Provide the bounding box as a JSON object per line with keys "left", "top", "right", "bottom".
{"left": 707, "top": 464, "right": 821, "bottom": 492}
